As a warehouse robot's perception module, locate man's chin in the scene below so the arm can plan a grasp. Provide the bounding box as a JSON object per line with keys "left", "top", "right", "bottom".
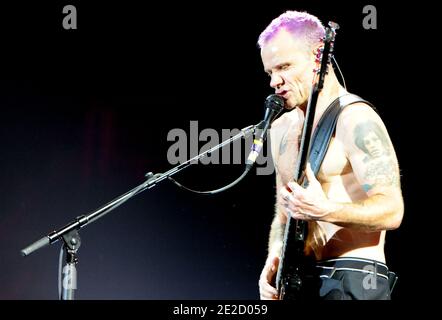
{"left": 284, "top": 97, "right": 303, "bottom": 110}
{"left": 284, "top": 100, "right": 297, "bottom": 110}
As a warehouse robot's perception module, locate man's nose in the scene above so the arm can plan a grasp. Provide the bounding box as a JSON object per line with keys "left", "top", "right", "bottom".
{"left": 270, "top": 73, "right": 283, "bottom": 89}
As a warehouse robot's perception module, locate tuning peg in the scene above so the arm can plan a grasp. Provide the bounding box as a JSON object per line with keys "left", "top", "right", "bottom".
{"left": 328, "top": 21, "right": 340, "bottom": 30}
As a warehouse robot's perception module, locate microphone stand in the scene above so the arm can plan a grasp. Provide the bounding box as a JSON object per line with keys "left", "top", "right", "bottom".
{"left": 60, "top": 230, "right": 80, "bottom": 300}
{"left": 20, "top": 124, "right": 258, "bottom": 300}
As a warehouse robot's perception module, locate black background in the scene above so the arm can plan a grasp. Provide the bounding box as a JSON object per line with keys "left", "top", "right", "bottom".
{"left": 0, "top": 0, "right": 433, "bottom": 300}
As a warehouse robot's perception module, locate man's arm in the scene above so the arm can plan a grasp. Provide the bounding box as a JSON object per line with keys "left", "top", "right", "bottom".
{"left": 326, "top": 104, "right": 404, "bottom": 230}
{"left": 268, "top": 174, "right": 286, "bottom": 258}
{"left": 259, "top": 172, "right": 287, "bottom": 299}
{"left": 259, "top": 116, "right": 297, "bottom": 299}
{"left": 267, "top": 114, "right": 295, "bottom": 257}
{"left": 281, "top": 104, "right": 404, "bottom": 231}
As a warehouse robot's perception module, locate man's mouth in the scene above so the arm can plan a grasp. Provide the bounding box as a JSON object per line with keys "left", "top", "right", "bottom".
{"left": 276, "top": 90, "right": 288, "bottom": 98}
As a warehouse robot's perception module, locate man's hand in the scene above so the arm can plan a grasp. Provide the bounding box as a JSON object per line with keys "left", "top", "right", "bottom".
{"left": 280, "top": 163, "right": 341, "bottom": 221}
{"left": 259, "top": 256, "right": 280, "bottom": 300}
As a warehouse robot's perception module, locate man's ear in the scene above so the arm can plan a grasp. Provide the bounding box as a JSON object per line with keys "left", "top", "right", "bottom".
{"left": 311, "top": 43, "right": 323, "bottom": 58}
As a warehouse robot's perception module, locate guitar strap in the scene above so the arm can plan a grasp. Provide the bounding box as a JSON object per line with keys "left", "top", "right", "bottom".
{"left": 307, "top": 93, "right": 375, "bottom": 176}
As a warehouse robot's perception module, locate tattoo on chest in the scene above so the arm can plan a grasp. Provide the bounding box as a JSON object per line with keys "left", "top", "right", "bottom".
{"left": 279, "top": 131, "right": 288, "bottom": 156}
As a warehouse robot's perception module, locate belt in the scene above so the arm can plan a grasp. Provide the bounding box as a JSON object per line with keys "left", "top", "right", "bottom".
{"left": 316, "top": 257, "right": 389, "bottom": 280}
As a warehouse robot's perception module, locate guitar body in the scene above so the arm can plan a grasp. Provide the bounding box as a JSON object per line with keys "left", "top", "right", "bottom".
{"left": 278, "top": 220, "right": 315, "bottom": 300}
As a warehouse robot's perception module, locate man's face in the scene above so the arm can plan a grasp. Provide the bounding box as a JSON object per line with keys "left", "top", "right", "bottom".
{"left": 261, "top": 29, "right": 316, "bottom": 110}
{"left": 363, "top": 131, "right": 383, "bottom": 158}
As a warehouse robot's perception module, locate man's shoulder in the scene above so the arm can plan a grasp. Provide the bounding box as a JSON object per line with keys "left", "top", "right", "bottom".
{"left": 335, "top": 99, "right": 388, "bottom": 149}
{"left": 272, "top": 107, "right": 303, "bottom": 129}
{"left": 338, "top": 101, "right": 380, "bottom": 128}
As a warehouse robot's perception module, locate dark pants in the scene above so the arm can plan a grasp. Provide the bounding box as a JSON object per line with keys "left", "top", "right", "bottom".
{"left": 316, "top": 257, "right": 394, "bottom": 300}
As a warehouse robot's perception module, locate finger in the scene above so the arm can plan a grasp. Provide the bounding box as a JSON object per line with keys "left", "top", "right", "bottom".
{"left": 306, "top": 162, "right": 314, "bottom": 180}
{"left": 268, "top": 257, "right": 279, "bottom": 278}
{"left": 262, "top": 266, "right": 276, "bottom": 278}
{"left": 305, "top": 162, "right": 320, "bottom": 186}
{"left": 261, "top": 293, "right": 279, "bottom": 300}
{"left": 272, "top": 256, "right": 280, "bottom": 270}
{"left": 291, "top": 212, "right": 308, "bottom": 220}
{"left": 258, "top": 277, "right": 278, "bottom": 298}
{"left": 260, "top": 281, "right": 278, "bottom": 295}
{"left": 287, "top": 181, "right": 305, "bottom": 197}
{"left": 259, "top": 280, "right": 278, "bottom": 297}
{"left": 260, "top": 291, "right": 278, "bottom": 300}
{"left": 285, "top": 183, "right": 293, "bottom": 193}
{"left": 280, "top": 187, "right": 295, "bottom": 203}
{"left": 302, "top": 210, "right": 326, "bottom": 219}
{"left": 266, "top": 265, "right": 276, "bottom": 282}
{"left": 287, "top": 180, "right": 302, "bottom": 191}
{"left": 287, "top": 208, "right": 309, "bottom": 220}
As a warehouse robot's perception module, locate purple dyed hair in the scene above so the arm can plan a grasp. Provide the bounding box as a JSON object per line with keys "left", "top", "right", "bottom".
{"left": 258, "top": 11, "right": 325, "bottom": 49}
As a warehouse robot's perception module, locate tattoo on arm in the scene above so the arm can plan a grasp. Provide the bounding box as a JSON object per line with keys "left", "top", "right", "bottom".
{"left": 363, "top": 158, "right": 399, "bottom": 190}
{"left": 353, "top": 120, "right": 399, "bottom": 190}
{"left": 354, "top": 121, "right": 391, "bottom": 161}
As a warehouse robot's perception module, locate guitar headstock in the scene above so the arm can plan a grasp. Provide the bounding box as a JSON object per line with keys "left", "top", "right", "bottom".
{"left": 326, "top": 21, "right": 340, "bottom": 41}
{"left": 314, "top": 21, "right": 340, "bottom": 88}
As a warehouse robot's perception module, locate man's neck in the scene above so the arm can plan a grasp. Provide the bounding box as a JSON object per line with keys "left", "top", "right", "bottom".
{"left": 299, "top": 74, "right": 346, "bottom": 121}
{"left": 319, "top": 75, "right": 346, "bottom": 113}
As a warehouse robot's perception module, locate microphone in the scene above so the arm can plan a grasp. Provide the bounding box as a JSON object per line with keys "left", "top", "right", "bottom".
{"left": 246, "top": 94, "right": 285, "bottom": 169}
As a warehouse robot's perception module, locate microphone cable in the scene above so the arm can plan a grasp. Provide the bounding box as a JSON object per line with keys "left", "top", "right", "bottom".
{"left": 166, "top": 123, "right": 259, "bottom": 195}
{"left": 332, "top": 56, "right": 347, "bottom": 90}
{"left": 167, "top": 165, "right": 252, "bottom": 195}
{"left": 167, "top": 94, "right": 284, "bottom": 195}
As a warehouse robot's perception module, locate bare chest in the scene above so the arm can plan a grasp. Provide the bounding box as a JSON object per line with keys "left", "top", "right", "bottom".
{"left": 276, "top": 133, "right": 350, "bottom": 187}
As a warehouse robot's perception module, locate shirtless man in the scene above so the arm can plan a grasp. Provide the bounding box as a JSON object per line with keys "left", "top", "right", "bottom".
{"left": 257, "top": 11, "right": 404, "bottom": 300}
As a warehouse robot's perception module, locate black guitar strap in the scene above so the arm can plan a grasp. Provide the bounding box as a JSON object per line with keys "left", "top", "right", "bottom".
{"left": 307, "top": 93, "right": 375, "bottom": 176}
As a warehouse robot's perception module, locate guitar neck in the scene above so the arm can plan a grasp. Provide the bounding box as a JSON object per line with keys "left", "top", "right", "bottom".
{"left": 275, "top": 22, "right": 339, "bottom": 299}
{"left": 275, "top": 89, "right": 317, "bottom": 297}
